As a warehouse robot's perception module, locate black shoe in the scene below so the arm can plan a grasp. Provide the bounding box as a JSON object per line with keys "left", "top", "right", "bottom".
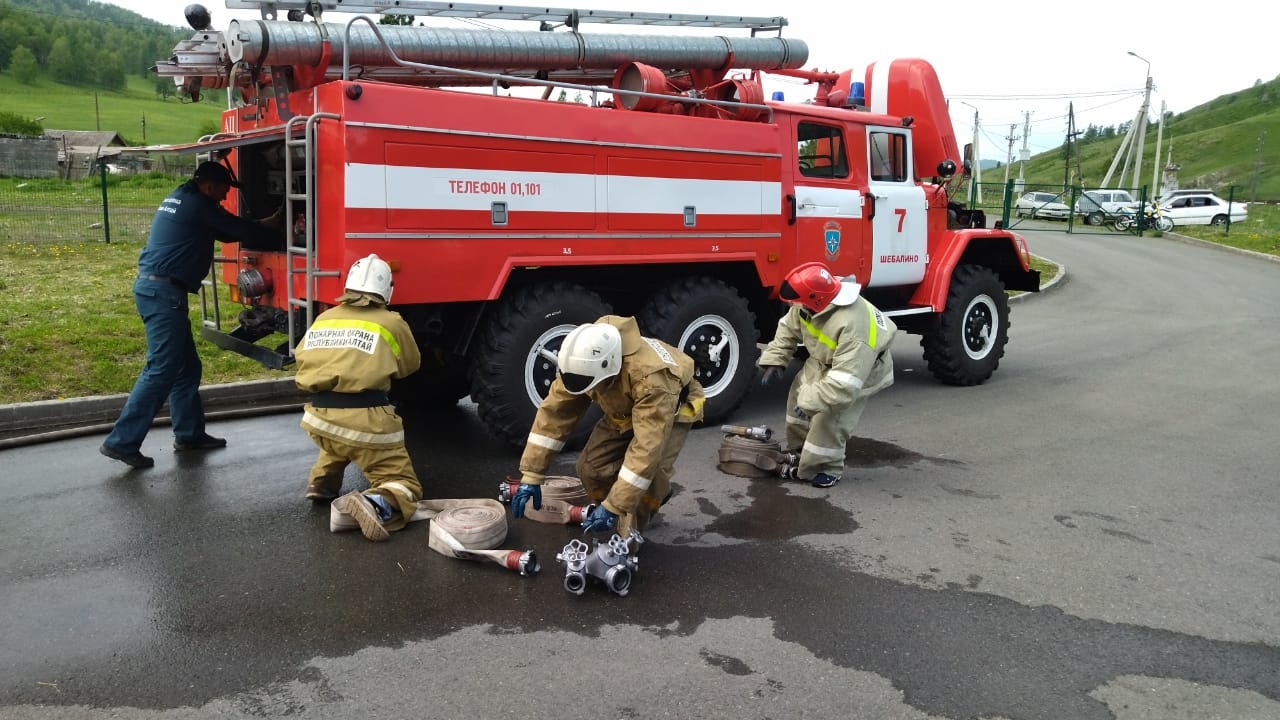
{"left": 174, "top": 434, "right": 227, "bottom": 452}
{"left": 811, "top": 473, "right": 841, "bottom": 488}
{"left": 100, "top": 444, "right": 155, "bottom": 469}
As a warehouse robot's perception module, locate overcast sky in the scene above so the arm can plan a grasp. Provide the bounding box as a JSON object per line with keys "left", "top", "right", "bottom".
{"left": 107, "top": 0, "right": 1277, "bottom": 166}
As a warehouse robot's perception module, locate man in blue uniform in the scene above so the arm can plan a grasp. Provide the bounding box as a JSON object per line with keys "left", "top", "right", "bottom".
{"left": 100, "top": 161, "right": 282, "bottom": 469}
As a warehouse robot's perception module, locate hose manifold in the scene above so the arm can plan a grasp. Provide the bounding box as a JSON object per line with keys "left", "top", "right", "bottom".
{"left": 555, "top": 530, "right": 643, "bottom": 597}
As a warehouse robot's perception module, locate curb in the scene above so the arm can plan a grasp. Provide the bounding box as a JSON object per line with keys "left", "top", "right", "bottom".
{"left": 1161, "top": 231, "right": 1280, "bottom": 264}
{"left": 0, "top": 379, "right": 307, "bottom": 448}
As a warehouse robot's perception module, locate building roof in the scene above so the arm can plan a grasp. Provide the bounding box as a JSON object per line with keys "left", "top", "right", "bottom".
{"left": 43, "top": 130, "right": 127, "bottom": 147}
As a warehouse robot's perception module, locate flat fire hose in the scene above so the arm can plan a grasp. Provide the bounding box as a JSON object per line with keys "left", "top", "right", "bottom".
{"left": 716, "top": 434, "right": 784, "bottom": 478}
{"left": 331, "top": 498, "right": 539, "bottom": 575}
{"left": 499, "top": 475, "right": 593, "bottom": 524}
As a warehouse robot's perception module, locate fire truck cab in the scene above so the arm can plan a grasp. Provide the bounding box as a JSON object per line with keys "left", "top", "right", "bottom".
{"left": 154, "top": 1, "right": 1039, "bottom": 447}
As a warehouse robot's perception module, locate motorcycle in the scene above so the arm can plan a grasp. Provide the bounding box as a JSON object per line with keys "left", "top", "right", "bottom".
{"left": 1114, "top": 203, "right": 1173, "bottom": 232}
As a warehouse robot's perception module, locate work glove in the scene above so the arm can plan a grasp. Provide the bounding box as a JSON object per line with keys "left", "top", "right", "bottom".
{"left": 511, "top": 484, "right": 543, "bottom": 519}
{"left": 581, "top": 503, "right": 618, "bottom": 533}
{"left": 760, "top": 365, "right": 785, "bottom": 386}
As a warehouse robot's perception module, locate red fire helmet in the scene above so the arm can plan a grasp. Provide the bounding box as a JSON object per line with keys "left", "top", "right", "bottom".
{"left": 779, "top": 262, "right": 860, "bottom": 313}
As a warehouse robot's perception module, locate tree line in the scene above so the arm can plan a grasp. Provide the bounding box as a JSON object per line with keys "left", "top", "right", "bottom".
{"left": 0, "top": 0, "right": 187, "bottom": 91}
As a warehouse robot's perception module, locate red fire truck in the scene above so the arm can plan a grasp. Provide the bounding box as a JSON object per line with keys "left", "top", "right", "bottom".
{"left": 154, "top": 1, "right": 1039, "bottom": 447}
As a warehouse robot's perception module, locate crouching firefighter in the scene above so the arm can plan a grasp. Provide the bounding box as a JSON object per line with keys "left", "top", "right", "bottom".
{"left": 510, "top": 315, "right": 705, "bottom": 540}
{"left": 759, "top": 261, "right": 898, "bottom": 488}
{"left": 294, "top": 254, "right": 424, "bottom": 542}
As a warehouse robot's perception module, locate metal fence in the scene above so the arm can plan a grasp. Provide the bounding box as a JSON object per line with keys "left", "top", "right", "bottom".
{"left": 0, "top": 163, "right": 195, "bottom": 245}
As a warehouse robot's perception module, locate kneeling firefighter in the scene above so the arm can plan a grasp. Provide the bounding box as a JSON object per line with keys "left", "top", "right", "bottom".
{"left": 294, "top": 254, "right": 423, "bottom": 542}
{"left": 510, "top": 315, "right": 705, "bottom": 538}
{"left": 759, "top": 262, "right": 898, "bottom": 488}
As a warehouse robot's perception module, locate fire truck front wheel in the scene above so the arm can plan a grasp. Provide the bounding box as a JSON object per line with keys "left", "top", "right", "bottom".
{"left": 470, "top": 283, "right": 611, "bottom": 448}
{"left": 637, "top": 277, "right": 758, "bottom": 424}
{"left": 921, "top": 264, "right": 1010, "bottom": 386}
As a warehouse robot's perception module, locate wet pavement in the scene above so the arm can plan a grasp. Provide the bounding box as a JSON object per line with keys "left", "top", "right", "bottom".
{"left": 2, "top": 229, "right": 1279, "bottom": 719}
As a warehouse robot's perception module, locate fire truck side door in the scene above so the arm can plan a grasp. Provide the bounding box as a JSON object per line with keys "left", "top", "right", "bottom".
{"left": 867, "top": 128, "right": 927, "bottom": 286}
{"left": 790, "top": 119, "right": 866, "bottom": 280}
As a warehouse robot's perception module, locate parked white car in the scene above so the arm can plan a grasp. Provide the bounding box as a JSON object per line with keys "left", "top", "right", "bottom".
{"left": 1160, "top": 193, "right": 1247, "bottom": 227}
{"left": 1014, "top": 191, "right": 1071, "bottom": 219}
{"left": 1074, "top": 189, "right": 1139, "bottom": 225}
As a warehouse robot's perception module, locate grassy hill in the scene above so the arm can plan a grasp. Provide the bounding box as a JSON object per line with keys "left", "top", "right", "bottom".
{"left": 0, "top": 72, "right": 224, "bottom": 146}
{"left": 1018, "top": 77, "right": 1280, "bottom": 201}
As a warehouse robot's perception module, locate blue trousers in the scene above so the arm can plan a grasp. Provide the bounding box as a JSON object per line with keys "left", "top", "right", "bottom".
{"left": 103, "top": 278, "right": 206, "bottom": 453}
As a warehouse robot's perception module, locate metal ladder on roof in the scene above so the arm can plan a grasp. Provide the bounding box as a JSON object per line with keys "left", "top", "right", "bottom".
{"left": 224, "top": 0, "right": 788, "bottom": 33}
{"left": 282, "top": 111, "right": 341, "bottom": 361}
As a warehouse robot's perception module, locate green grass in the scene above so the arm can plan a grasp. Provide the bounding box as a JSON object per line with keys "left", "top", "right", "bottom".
{"left": 0, "top": 234, "right": 288, "bottom": 404}
{"left": 1171, "top": 202, "right": 1280, "bottom": 254}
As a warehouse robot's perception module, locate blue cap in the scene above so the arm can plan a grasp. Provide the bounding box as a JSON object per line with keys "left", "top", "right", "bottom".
{"left": 771, "top": 91, "right": 785, "bottom": 101}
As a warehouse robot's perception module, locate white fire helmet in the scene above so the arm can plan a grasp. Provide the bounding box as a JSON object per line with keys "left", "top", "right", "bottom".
{"left": 345, "top": 254, "right": 393, "bottom": 303}
{"left": 556, "top": 322, "right": 623, "bottom": 395}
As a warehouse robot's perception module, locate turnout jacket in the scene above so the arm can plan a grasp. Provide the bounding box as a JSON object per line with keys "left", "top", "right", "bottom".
{"left": 760, "top": 294, "right": 898, "bottom": 414}
{"left": 294, "top": 295, "right": 421, "bottom": 448}
{"left": 519, "top": 315, "right": 705, "bottom": 516}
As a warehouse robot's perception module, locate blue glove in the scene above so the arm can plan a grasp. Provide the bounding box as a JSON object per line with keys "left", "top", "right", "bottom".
{"left": 511, "top": 483, "right": 542, "bottom": 519}
{"left": 760, "top": 365, "right": 785, "bottom": 386}
{"left": 581, "top": 504, "right": 618, "bottom": 532}
{"left": 791, "top": 405, "right": 810, "bottom": 420}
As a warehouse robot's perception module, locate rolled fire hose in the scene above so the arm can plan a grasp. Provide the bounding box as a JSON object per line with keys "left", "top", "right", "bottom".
{"left": 499, "top": 475, "right": 593, "bottom": 524}
{"left": 331, "top": 497, "right": 540, "bottom": 575}
{"left": 716, "top": 434, "right": 785, "bottom": 478}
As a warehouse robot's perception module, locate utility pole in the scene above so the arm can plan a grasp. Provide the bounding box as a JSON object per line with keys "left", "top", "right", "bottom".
{"left": 1066, "top": 102, "right": 1083, "bottom": 188}
{"left": 1250, "top": 130, "right": 1266, "bottom": 202}
{"left": 1003, "top": 123, "right": 1018, "bottom": 189}
{"left": 1127, "top": 51, "right": 1152, "bottom": 193}
{"left": 960, "top": 101, "right": 981, "bottom": 204}
{"left": 1016, "top": 110, "right": 1031, "bottom": 191}
{"left": 1151, "top": 100, "right": 1165, "bottom": 199}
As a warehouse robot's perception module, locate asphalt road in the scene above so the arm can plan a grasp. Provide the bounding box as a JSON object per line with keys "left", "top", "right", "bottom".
{"left": 2, "top": 229, "right": 1278, "bottom": 720}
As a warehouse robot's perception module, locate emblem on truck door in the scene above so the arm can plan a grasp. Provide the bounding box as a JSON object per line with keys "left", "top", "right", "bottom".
{"left": 824, "top": 221, "right": 842, "bottom": 259}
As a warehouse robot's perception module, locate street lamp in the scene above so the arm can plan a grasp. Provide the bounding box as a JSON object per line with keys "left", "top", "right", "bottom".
{"left": 1127, "top": 51, "right": 1150, "bottom": 83}
{"left": 1127, "top": 51, "right": 1154, "bottom": 198}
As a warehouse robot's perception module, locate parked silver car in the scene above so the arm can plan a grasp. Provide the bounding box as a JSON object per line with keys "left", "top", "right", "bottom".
{"left": 1014, "top": 191, "right": 1071, "bottom": 219}
{"left": 1074, "top": 189, "right": 1139, "bottom": 226}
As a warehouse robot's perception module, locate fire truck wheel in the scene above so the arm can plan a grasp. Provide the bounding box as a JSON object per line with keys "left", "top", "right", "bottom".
{"left": 921, "top": 264, "right": 1009, "bottom": 386}
{"left": 470, "top": 283, "right": 611, "bottom": 448}
{"left": 637, "top": 277, "right": 758, "bottom": 424}
{"left": 390, "top": 351, "right": 470, "bottom": 408}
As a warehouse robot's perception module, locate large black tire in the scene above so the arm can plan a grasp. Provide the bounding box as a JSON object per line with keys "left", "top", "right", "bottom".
{"left": 470, "top": 283, "right": 611, "bottom": 448}
{"left": 389, "top": 350, "right": 470, "bottom": 409}
{"left": 1087, "top": 210, "right": 1105, "bottom": 226}
{"left": 921, "top": 264, "right": 1009, "bottom": 386}
{"left": 637, "top": 277, "right": 758, "bottom": 425}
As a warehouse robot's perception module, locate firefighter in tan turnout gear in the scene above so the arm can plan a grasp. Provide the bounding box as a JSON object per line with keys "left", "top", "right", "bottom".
{"left": 510, "top": 315, "right": 705, "bottom": 537}
{"left": 294, "top": 254, "right": 423, "bottom": 542}
{"left": 759, "top": 262, "right": 897, "bottom": 488}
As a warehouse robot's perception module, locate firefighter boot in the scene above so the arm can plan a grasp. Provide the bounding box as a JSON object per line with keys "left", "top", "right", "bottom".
{"left": 335, "top": 491, "right": 390, "bottom": 542}
{"left": 305, "top": 480, "right": 341, "bottom": 502}
{"left": 811, "top": 473, "right": 841, "bottom": 489}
